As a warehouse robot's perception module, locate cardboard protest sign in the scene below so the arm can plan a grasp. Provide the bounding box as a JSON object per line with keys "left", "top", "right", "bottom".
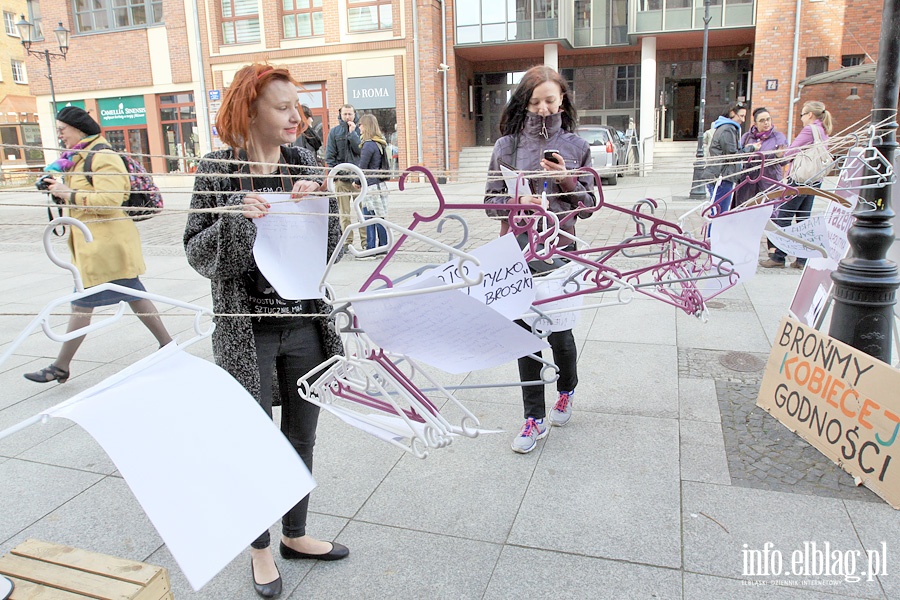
{"left": 757, "top": 317, "right": 900, "bottom": 508}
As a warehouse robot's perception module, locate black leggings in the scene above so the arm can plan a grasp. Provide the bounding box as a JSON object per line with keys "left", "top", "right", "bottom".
{"left": 515, "top": 320, "right": 578, "bottom": 420}
{"left": 250, "top": 319, "right": 325, "bottom": 549}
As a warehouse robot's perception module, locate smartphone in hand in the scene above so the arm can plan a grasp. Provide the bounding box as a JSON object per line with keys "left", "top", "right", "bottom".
{"left": 543, "top": 149, "right": 561, "bottom": 164}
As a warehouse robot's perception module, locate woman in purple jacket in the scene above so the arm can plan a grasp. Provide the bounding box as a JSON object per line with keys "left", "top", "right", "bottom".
{"left": 484, "top": 65, "right": 596, "bottom": 454}
{"left": 760, "top": 101, "right": 833, "bottom": 269}
{"left": 734, "top": 107, "right": 787, "bottom": 206}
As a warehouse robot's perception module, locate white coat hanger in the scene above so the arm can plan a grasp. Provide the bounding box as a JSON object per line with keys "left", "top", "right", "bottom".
{"left": 0, "top": 218, "right": 215, "bottom": 442}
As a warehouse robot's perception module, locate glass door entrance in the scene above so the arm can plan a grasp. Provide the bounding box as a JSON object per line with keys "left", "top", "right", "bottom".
{"left": 102, "top": 127, "right": 151, "bottom": 171}
{"left": 473, "top": 71, "right": 524, "bottom": 146}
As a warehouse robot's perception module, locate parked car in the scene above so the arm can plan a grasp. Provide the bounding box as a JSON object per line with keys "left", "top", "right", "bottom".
{"left": 575, "top": 125, "right": 626, "bottom": 186}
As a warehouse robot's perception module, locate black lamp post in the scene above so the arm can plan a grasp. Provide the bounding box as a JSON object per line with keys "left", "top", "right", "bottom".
{"left": 689, "top": 0, "right": 712, "bottom": 199}
{"left": 828, "top": 0, "right": 900, "bottom": 362}
{"left": 16, "top": 16, "right": 69, "bottom": 122}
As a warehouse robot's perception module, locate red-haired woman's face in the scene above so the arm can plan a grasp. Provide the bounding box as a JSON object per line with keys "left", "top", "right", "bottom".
{"left": 249, "top": 79, "right": 301, "bottom": 147}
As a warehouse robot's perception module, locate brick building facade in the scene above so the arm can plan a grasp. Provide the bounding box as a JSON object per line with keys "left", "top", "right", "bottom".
{"left": 20, "top": 0, "right": 891, "bottom": 176}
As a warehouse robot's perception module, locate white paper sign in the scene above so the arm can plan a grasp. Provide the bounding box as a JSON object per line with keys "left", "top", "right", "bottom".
{"left": 499, "top": 163, "right": 533, "bottom": 198}
{"left": 352, "top": 277, "right": 549, "bottom": 374}
{"left": 522, "top": 266, "right": 585, "bottom": 332}
{"left": 45, "top": 346, "right": 315, "bottom": 591}
{"left": 253, "top": 194, "right": 328, "bottom": 299}
{"left": 765, "top": 216, "right": 828, "bottom": 259}
{"left": 420, "top": 235, "right": 535, "bottom": 320}
{"left": 709, "top": 203, "right": 773, "bottom": 282}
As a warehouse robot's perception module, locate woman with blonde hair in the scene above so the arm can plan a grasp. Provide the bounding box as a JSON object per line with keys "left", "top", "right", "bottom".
{"left": 760, "top": 100, "right": 833, "bottom": 269}
{"left": 356, "top": 113, "right": 390, "bottom": 251}
{"left": 184, "top": 63, "right": 348, "bottom": 598}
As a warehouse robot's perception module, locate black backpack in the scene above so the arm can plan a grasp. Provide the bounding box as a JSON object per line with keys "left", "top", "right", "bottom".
{"left": 84, "top": 144, "right": 164, "bottom": 221}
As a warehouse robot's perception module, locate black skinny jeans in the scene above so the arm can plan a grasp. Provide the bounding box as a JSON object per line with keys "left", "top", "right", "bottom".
{"left": 250, "top": 319, "right": 325, "bottom": 549}
{"left": 515, "top": 320, "right": 578, "bottom": 420}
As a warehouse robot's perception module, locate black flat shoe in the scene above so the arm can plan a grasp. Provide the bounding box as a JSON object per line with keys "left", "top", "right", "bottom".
{"left": 250, "top": 557, "right": 282, "bottom": 598}
{"left": 24, "top": 364, "right": 69, "bottom": 383}
{"left": 279, "top": 540, "right": 349, "bottom": 561}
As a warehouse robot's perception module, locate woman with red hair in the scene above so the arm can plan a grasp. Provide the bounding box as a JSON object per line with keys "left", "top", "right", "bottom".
{"left": 184, "top": 64, "right": 347, "bottom": 598}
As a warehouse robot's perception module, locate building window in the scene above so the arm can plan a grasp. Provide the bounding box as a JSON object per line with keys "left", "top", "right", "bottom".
{"left": 73, "top": 0, "right": 163, "bottom": 33}
{"left": 348, "top": 0, "right": 391, "bottom": 32}
{"left": 27, "top": 0, "right": 43, "bottom": 40}
{"left": 841, "top": 54, "right": 864, "bottom": 67}
{"left": 283, "top": 0, "right": 323, "bottom": 38}
{"left": 615, "top": 65, "right": 638, "bottom": 103}
{"left": 11, "top": 60, "right": 27, "bottom": 84}
{"left": 4, "top": 11, "right": 19, "bottom": 36}
{"left": 159, "top": 93, "right": 198, "bottom": 173}
{"left": 806, "top": 56, "right": 829, "bottom": 77}
{"left": 221, "top": 0, "right": 259, "bottom": 43}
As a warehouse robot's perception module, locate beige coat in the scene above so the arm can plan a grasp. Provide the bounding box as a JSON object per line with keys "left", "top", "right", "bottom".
{"left": 64, "top": 136, "right": 146, "bottom": 288}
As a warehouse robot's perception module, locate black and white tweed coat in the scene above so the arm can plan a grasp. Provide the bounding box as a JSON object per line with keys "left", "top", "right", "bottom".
{"left": 184, "top": 146, "right": 344, "bottom": 401}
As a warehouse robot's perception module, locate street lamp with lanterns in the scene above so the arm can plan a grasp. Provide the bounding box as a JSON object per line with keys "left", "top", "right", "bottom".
{"left": 15, "top": 16, "right": 69, "bottom": 122}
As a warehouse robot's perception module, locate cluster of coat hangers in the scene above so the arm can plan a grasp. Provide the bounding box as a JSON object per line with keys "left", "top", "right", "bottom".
{"left": 0, "top": 217, "right": 215, "bottom": 442}
{"left": 296, "top": 331, "right": 484, "bottom": 459}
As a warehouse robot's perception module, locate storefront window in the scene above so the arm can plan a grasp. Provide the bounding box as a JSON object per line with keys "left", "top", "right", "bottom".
{"left": 159, "top": 93, "right": 198, "bottom": 173}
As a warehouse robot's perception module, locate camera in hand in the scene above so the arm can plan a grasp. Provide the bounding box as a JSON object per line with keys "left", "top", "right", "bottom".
{"left": 35, "top": 174, "right": 56, "bottom": 191}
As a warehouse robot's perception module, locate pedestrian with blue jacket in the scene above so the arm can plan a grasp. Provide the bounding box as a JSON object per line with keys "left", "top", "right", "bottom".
{"left": 702, "top": 103, "right": 748, "bottom": 213}
{"left": 484, "top": 65, "right": 596, "bottom": 454}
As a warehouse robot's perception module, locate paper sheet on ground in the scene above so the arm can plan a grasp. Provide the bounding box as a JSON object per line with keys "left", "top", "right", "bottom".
{"left": 499, "top": 163, "right": 533, "bottom": 198}
{"left": 352, "top": 276, "right": 548, "bottom": 374}
{"left": 253, "top": 194, "right": 328, "bottom": 299}
{"left": 44, "top": 345, "right": 315, "bottom": 591}
{"left": 765, "top": 216, "right": 828, "bottom": 259}
{"left": 419, "top": 234, "right": 535, "bottom": 320}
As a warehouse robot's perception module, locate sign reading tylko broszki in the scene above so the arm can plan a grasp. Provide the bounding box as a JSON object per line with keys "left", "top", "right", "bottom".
{"left": 757, "top": 316, "right": 900, "bottom": 508}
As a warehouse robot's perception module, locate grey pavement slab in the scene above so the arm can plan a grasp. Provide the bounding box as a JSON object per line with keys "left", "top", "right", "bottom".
{"left": 676, "top": 309, "right": 772, "bottom": 353}
{"left": 679, "top": 377, "right": 720, "bottom": 422}
{"left": 305, "top": 408, "right": 405, "bottom": 519}
{"left": 289, "top": 520, "right": 501, "bottom": 600}
{"left": 17, "top": 423, "right": 118, "bottom": 475}
{"left": 510, "top": 411, "right": 681, "bottom": 568}
{"left": 682, "top": 481, "right": 884, "bottom": 599}
{"left": 149, "top": 515, "right": 347, "bottom": 600}
{"left": 485, "top": 545, "right": 682, "bottom": 599}
{"left": 0, "top": 476, "right": 158, "bottom": 560}
{"left": 585, "top": 295, "right": 678, "bottom": 346}
{"left": 354, "top": 400, "right": 535, "bottom": 544}
{"left": 844, "top": 498, "right": 900, "bottom": 599}
{"left": 578, "top": 340, "right": 679, "bottom": 419}
{"left": 0, "top": 459, "right": 103, "bottom": 543}
{"left": 680, "top": 419, "right": 731, "bottom": 485}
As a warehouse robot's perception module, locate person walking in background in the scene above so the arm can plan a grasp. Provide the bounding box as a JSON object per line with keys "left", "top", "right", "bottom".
{"left": 292, "top": 104, "right": 323, "bottom": 165}
{"left": 484, "top": 65, "right": 596, "bottom": 454}
{"left": 24, "top": 107, "right": 172, "bottom": 384}
{"left": 325, "top": 103, "right": 365, "bottom": 250}
{"left": 702, "top": 103, "right": 748, "bottom": 213}
{"left": 733, "top": 107, "right": 787, "bottom": 206}
{"left": 760, "top": 101, "right": 833, "bottom": 269}
{"left": 184, "top": 64, "right": 348, "bottom": 599}
{"left": 356, "top": 113, "right": 390, "bottom": 252}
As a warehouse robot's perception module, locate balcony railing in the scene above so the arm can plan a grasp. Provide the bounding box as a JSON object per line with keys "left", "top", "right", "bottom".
{"left": 630, "top": 0, "right": 754, "bottom": 35}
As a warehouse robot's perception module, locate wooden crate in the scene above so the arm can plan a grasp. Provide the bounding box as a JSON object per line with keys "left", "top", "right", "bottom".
{"left": 0, "top": 540, "right": 172, "bottom": 600}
